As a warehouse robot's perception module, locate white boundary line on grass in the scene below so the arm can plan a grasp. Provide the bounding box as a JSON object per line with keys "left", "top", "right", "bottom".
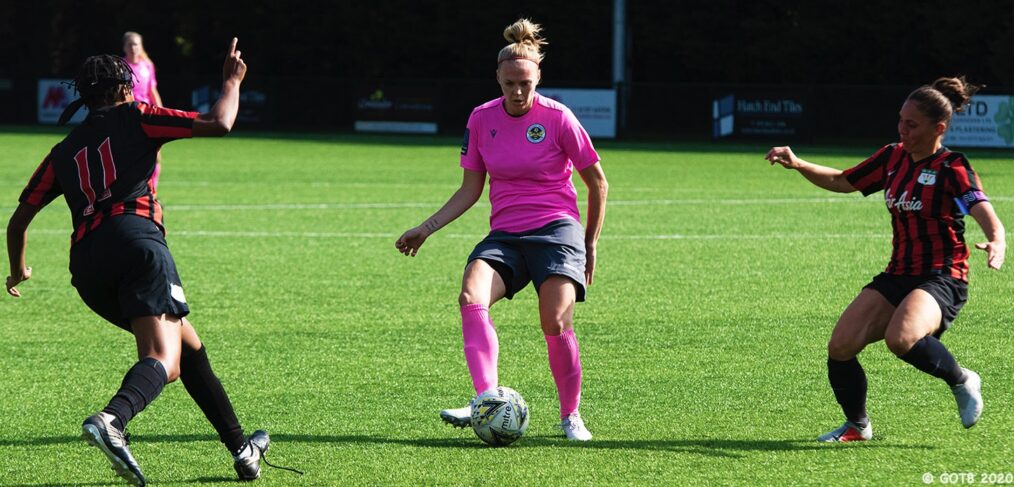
{"left": 10, "top": 228, "right": 1013, "bottom": 240}
{"left": 3, "top": 196, "right": 1013, "bottom": 213}
{"left": 0, "top": 227, "right": 908, "bottom": 240}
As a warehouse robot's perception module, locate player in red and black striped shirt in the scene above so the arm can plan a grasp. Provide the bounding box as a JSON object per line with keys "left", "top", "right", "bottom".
{"left": 6, "top": 39, "right": 275, "bottom": 485}
{"left": 766, "top": 77, "right": 1005, "bottom": 443}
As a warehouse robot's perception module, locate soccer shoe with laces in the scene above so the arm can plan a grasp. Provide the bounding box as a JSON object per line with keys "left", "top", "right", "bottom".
{"left": 81, "top": 412, "right": 145, "bottom": 486}
{"left": 951, "top": 368, "right": 982, "bottom": 428}
{"left": 234, "top": 430, "right": 270, "bottom": 481}
{"left": 817, "top": 420, "right": 872, "bottom": 442}
{"left": 560, "top": 413, "right": 592, "bottom": 441}
{"left": 439, "top": 406, "right": 472, "bottom": 428}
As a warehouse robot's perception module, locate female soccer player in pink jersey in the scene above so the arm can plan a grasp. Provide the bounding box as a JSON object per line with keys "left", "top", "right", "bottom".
{"left": 396, "top": 19, "right": 608, "bottom": 441}
{"left": 123, "top": 31, "right": 165, "bottom": 192}
{"left": 766, "top": 77, "right": 1005, "bottom": 442}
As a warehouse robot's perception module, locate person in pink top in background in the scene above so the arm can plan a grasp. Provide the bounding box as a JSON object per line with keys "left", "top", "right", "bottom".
{"left": 123, "top": 31, "right": 165, "bottom": 193}
{"left": 396, "top": 18, "right": 608, "bottom": 441}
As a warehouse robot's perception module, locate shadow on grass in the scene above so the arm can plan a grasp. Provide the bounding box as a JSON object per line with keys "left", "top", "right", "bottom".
{"left": 3, "top": 432, "right": 933, "bottom": 460}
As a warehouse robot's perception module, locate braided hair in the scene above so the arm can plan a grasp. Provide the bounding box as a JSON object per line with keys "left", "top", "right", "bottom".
{"left": 57, "top": 55, "right": 135, "bottom": 125}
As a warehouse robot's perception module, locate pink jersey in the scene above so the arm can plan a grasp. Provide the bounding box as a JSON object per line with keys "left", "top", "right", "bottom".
{"left": 460, "top": 93, "right": 600, "bottom": 233}
{"left": 125, "top": 58, "right": 157, "bottom": 104}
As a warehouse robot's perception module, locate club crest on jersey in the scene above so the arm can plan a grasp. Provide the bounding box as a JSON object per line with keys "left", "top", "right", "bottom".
{"left": 526, "top": 123, "right": 546, "bottom": 143}
{"left": 917, "top": 169, "right": 937, "bottom": 185}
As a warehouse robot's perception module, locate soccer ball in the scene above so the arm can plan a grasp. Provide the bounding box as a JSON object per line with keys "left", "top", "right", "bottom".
{"left": 470, "top": 386, "right": 529, "bottom": 446}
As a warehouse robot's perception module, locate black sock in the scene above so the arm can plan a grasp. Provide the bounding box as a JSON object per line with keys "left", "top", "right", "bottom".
{"left": 102, "top": 357, "right": 168, "bottom": 431}
{"left": 180, "top": 346, "right": 246, "bottom": 453}
{"left": 827, "top": 357, "right": 869, "bottom": 426}
{"left": 899, "top": 336, "right": 967, "bottom": 386}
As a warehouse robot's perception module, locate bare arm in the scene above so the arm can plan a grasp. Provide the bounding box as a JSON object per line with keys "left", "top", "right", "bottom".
{"left": 6, "top": 202, "right": 42, "bottom": 297}
{"left": 969, "top": 202, "right": 1006, "bottom": 270}
{"left": 766, "top": 146, "right": 857, "bottom": 193}
{"left": 578, "top": 162, "right": 607, "bottom": 285}
{"left": 192, "top": 38, "right": 247, "bottom": 137}
{"left": 150, "top": 85, "right": 163, "bottom": 107}
{"left": 395, "top": 169, "right": 486, "bottom": 256}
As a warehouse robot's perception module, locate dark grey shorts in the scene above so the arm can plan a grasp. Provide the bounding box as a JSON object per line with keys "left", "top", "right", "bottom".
{"left": 863, "top": 272, "right": 968, "bottom": 337}
{"left": 468, "top": 218, "right": 587, "bottom": 301}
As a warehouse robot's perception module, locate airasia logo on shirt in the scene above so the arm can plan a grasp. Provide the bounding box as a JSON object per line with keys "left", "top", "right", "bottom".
{"left": 884, "top": 189, "right": 923, "bottom": 212}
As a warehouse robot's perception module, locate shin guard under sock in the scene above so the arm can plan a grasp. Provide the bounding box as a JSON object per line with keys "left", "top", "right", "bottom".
{"left": 546, "top": 329, "right": 583, "bottom": 419}
{"left": 899, "top": 335, "right": 967, "bottom": 386}
{"left": 180, "top": 346, "right": 246, "bottom": 453}
{"left": 461, "top": 304, "right": 499, "bottom": 394}
{"left": 827, "top": 357, "right": 869, "bottom": 425}
{"left": 102, "top": 357, "right": 168, "bottom": 431}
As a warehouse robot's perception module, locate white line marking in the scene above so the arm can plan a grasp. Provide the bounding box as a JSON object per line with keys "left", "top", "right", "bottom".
{"left": 10, "top": 228, "right": 985, "bottom": 241}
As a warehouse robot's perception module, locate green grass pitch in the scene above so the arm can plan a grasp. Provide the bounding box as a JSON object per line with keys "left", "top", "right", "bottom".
{"left": 1, "top": 127, "right": 1012, "bottom": 485}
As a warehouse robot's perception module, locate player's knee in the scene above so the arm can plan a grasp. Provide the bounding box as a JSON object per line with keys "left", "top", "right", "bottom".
{"left": 459, "top": 289, "right": 486, "bottom": 307}
{"left": 540, "top": 316, "right": 570, "bottom": 336}
{"left": 827, "top": 338, "right": 859, "bottom": 361}
{"left": 884, "top": 333, "right": 916, "bottom": 356}
{"left": 144, "top": 355, "right": 180, "bottom": 383}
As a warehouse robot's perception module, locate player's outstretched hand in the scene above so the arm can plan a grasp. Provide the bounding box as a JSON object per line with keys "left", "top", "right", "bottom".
{"left": 765, "top": 146, "right": 801, "bottom": 169}
{"left": 975, "top": 241, "right": 1006, "bottom": 270}
{"left": 6, "top": 266, "right": 31, "bottom": 298}
{"left": 223, "top": 37, "right": 247, "bottom": 84}
{"left": 395, "top": 227, "right": 428, "bottom": 257}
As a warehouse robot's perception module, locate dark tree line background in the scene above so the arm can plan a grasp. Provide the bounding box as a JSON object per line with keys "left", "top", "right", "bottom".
{"left": 3, "top": 0, "right": 1014, "bottom": 87}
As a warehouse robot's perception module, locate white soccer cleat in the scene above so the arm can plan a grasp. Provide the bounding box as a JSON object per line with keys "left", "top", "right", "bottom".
{"left": 817, "top": 420, "right": 872, "bottom": 442}
{"left": 951, "top": 368, "right": 982, "bottom": 429}
{"left": 560, "top": 413, "right": 592, "bottom": 441}
{"left": 439, "top": 406, "right": 472, "bottom": 429}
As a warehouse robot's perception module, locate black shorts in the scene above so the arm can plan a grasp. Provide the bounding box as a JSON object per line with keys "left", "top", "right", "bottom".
{"left": 467, "top": 218, "right": 587, "bottom": 301}
{"left": 863, "top": 272, "right": 968, "bottom": 337}
{"left": 69, "top": 215, "right": 189, "bottom": 331}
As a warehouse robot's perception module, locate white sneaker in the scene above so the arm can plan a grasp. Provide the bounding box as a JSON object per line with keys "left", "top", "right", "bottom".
{"left": 560, "top": 413, "right": 592, "bottom": 441}
{"left": 817, "top": 420, "right": 872, "bottom": 442}
{"left": 951, "top": 368, "right": 982, "bottom": 429}
{"left": 439, "top": 406, "right": 472, "bottom": 429}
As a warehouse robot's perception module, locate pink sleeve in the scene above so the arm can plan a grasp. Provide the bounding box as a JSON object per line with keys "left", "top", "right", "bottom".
{"left": 558, "top": 108, "right": 600, "bottom": 170}
{"left": 459, "top": 110, "right": 485, "bottom": 172}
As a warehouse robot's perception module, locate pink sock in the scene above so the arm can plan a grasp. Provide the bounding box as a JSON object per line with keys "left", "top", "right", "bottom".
{"left": 461, "top": 304, "right": 498, "bottom": 394}
{"left": 546, "top": 329, "right": 583, "bottom": 419}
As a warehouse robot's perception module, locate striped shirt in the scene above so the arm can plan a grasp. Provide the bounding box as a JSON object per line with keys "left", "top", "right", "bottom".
{"left": 19, "top": 102, "right": 197, "bottom": 244}
{"left": 843, "top": 143, "right": 989, "bottom": 281}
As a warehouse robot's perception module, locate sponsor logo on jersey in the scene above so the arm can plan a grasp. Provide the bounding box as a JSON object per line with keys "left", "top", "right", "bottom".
{"left": 461, "top": 129, "right": 469, "bottom": 155}
{"left": 885, "top": 189, "right": 923, "bottom": 212}
{"left": 526, "top": 123, "right": 546, "bottom": 143}
{"left": 917, "top": 169, "right": 937, "bottom": 185}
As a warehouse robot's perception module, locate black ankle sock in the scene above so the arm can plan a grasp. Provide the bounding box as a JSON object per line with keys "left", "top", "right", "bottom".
{"left": 899, "top": 336, "right": 967, "bottom": 386}
{"left": 102, "top": 357, "right": 168, "bottom": 431}
{"left": 827, "top": 357, "right": 869, "bottom": 425}
{"left": 180, "top": 346, "right": 245, "bottom": 453}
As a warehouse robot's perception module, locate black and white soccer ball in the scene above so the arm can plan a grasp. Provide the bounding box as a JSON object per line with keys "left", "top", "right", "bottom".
{"left": 470, "top": 386, "right": 529, "bottom": 446}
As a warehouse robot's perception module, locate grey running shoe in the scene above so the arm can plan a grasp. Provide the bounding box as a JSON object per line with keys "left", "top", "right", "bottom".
{"left": 560, "top": 413, "right": 592, "bottom": 441}
{"left": 81, "top": 412, "right": 145, "bottom": 486}
{"left": 951, "top": 368, "right": 983, "bottom": 429}
{"left": 439, "top": 406, "right": 472, "bottom": 428}
{"left": 817, "top": 420, "right": 872, "bottom": 442}
{"left": 234, "top": 430, "right": 270, "bottom": 481}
